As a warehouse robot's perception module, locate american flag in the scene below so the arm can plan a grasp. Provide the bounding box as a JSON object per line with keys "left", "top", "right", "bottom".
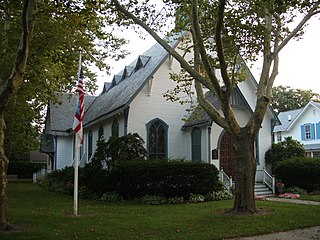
{"left": 73, "top": 67, "right": 84, "bottom": 148}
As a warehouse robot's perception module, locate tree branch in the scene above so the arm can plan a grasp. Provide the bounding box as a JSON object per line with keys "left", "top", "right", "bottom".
{"left": 0, "top": 0, "right": 34, "bottom": 111}
{"left": 215, "top": 0, "right": 232, "bottom": 93}
{"left": 191, "top": 21, "right": 228, "bottom": 129}
{"left": 112, "top": 0, "right": 216, "bottom": 93}
{"left": 191, "top": 0, "right": 224, "bottom": 101}
{"left": 274, "top": 2, "right": 320, "bottom": 56}
{"left": 266, "top": 17, "right": 281, "bottom": 96}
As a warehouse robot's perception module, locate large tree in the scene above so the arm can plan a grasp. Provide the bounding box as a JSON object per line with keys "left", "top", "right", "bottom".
{"left": 111, "top": 0, "right": 320, "bottom": 213}
{"left": 1, "top": 0, "right": 130, "bottom": 162}
{"left": 0, "top": 0, "right": 33, "bottom": 230}
{"left": 0, "top": 0, "right": 127, "bottom": 230}
{"left": 272, "top": 85, "right": 320, "bottom": 113}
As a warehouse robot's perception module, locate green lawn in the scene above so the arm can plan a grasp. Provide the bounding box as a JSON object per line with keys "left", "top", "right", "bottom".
{"left": 300, "top": 195, "right": 320, "bottom": 202}
{"left": 3, "top": 183, "right": 320, "bottom": 240}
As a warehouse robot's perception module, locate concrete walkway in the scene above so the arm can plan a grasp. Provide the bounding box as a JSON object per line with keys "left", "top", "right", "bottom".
{"left": 269, "top": 197, "right": 320, "bottom": 206}
{"left": 233, "top": 226, "right": 320, "bottom": 240}
{"left": 231, "top": 198, "right": 320, "bottom": 240}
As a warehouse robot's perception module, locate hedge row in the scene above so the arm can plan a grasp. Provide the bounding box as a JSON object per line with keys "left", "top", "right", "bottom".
{"left": 108, "top": 160, "right": 222, "bottom": 199}
{"left": 274, "top": 157, "right": 320, "bottom": 192}
{"left": 40, "top": 160, "right": 222, "bottom": 200}
{"left": 7, "top": 161, "right": 45, "bottom": 178}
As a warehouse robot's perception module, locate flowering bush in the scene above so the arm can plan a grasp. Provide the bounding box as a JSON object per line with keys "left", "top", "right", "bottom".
{"left": 189, "top": 193, "right": 205, "bottom": 203}
{"left": 278, "top": 193, "right": 301, "bottom": 199}
{"left": 255, "top": 195, "right": 270, "bottom": 201}
{"left": 276, "top": 182, "right": 284, "bottom": 188}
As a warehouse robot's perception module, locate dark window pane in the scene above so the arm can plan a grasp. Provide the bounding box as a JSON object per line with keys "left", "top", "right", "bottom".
{"left": 149, "top": 125, "right": 156, "bottom": 155}
{"left": 147, "top": 120, "right": 167, "bottom": 160}
{"left": 112, "top": 120, "right": 119, "bottom": 137}
{"left": 158, "top": 125, "right": 165, "bottom": 154}
{"left": 88, "top": 130, "right": 93, "bottom": 159}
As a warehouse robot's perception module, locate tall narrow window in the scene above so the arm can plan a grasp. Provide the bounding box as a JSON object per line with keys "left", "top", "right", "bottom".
{"left": 301, "top": 123, "right": 315, "bottom": 140}
{"left": 112, "top": 119, "right": 119, "bottom": 137}
{"left": 191, "top": 128, "right": 201, "bottom": 162}
{"left": 88, "top": 130, "right": 93, "bottom": 161}
{"left": 316, "top": 122, "right": 320, "bottom": 139}
{"left": 98, "top": 124, "right": 104, "bottom": 140}
{"left": 277, "top": 132, "right": 282, "bottom": 142}
{"left": 146, "top": 119, "right": 168, "bottom": 160}
{"left": 305, "top": 124, "right": 311, "bottom": 140}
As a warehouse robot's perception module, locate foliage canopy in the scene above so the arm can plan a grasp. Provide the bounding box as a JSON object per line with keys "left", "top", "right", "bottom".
{"left": 265, "top": 136, "right": 306, "bottom": 169}
{"left": 1, "top": 0, "right": 129, "bottom": 158}
{"left": 272, "top": 85, "right": 320, "bottom": 113}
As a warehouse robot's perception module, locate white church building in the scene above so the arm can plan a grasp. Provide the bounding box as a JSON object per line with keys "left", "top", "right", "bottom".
{"left": 42, "top": 34, "right": 278, "bottom": 189}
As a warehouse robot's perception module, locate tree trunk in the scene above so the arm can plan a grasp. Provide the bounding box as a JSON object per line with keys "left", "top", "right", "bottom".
{"left": 231, "top": 127, "right": 256, "bottom": 214}
{"left": 0, "top": 0, "right": 33, "bottom": 230}
{"left": 0, "top": 112, "right": 9, "bottom": 230}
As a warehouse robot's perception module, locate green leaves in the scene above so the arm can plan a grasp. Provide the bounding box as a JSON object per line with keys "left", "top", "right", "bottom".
{"left": 272, "top": 85, "right": 320, "bottom": 112}
{"left": 1, "top": 0, "right": 129, "bottom": 158}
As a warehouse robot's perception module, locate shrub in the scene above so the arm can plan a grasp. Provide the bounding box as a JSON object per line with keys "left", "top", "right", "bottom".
{"left": 167, "top": 196, "right": 184, "bottom": 204}
{"left": 212, "top": 190, "right": 233, "bottom": 201}
{"left": 285, "top": 186, "right": 307, "bottom": 195}
{"left": 109, "top": 160, "right": 221, "bottom": 200}
{"left": 265, "top": 137, "right": 305, "bottom": 170}
{"left": 39, "top": 167, "right": 76, "bottom": 194}
{"left": 7, "top": 161, "right": 45, "bottom": 178}
{"left": 189, "top": 193, "right": 205, "bottom": 203}
{"left": 81, "top": 163, "right": 110, "bottom": 196}
{"left": 101, "top": 192, "right": 123, "bottom": 202}
{"left": 274, "top": 157, "right": 320, "bottom": 192}
{"left": 106, "top": 133, "right": 147, "bottom": 163}
{"left": 139, "top": 195, "right": 167, "bottom": 205}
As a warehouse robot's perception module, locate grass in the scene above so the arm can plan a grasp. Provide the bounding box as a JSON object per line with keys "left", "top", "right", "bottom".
{"left": 3, "top": 183, "right": 320, "bottom": 240}
{"left": 300, "top": 195, "right": 320, "bottom": 202}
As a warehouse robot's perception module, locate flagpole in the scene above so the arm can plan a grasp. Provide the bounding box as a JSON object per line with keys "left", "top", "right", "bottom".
{"left": 73, "top": 51, "right": 82, "bottom": 216}
{"left": 74, "top": 136, "right": 79, "bottom": 216}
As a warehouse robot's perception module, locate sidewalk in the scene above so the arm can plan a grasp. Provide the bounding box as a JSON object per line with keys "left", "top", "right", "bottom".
{"left": 231, "top": 198, "right": 320, "bottom": 239}
{"left": 233, "top": 226, "right": 320, "bottom": 240}
{"left": 269, "top": 197, "right": 320, "bottom": 206}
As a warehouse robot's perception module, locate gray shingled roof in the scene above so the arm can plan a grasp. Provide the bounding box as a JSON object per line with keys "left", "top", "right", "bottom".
{"left": 312, "top": 101, "right": 320, "bottom": 109}
{"left": 46, "top": 34, "right": 183, "bottom": 134}
{"left": 273, "top": 108, "right": 302, "bottom": 132}
{"left": 274, "top": 101, "right": 320, "bottom": 132}
{"left": 182, "top": 86, "right": 252, "bottom": 130}
{"left": 49, "top": 93, "right": 96, "bottom": 136}
{"left": 84, "top": 35, "right": 182, "bottom": 127}
{"left": 182, "top": 91, "right": 220, "bottom": 129}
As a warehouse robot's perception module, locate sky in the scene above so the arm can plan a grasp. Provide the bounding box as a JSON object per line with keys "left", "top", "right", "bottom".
{"left": 96, "top": 17, "right": 320, "bottom": 95}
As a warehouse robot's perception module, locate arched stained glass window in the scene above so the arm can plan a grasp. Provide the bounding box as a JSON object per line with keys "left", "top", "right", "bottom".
{"left": 98, "top": 124, "right": 104, "bottom": 140}
{"left": 88, "top": 130, "right": 93, "bottom": 161}
{"left": 112, "top": 119, "right": 119, "bottom": 137}
{"left": 191, "top": 128, "right": 201, "bottom": 162}
{"left": 146, "top": 119, "right": 168, "bottom": 160}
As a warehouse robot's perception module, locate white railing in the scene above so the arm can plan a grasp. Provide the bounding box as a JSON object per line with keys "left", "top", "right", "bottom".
{"left": 33, "top": 169, "right": 51, "bottom": 183}
{"left": 256, "top": 168, "right": 275, "bottom": 194}
{"left": 219, "top": 168, "right": 233, "bottom": 190}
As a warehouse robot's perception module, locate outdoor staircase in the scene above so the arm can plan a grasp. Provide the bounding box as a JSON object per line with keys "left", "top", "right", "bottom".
{"left": 220, "top": 168, "right": 275, "bottom": 197}
{"left": 254, "top": 182, "right": 274, "bottom": 197}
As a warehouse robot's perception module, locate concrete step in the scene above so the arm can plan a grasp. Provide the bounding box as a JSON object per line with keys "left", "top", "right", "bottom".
{"left": 254, "top": 182, "right": 274, "bottom": 197}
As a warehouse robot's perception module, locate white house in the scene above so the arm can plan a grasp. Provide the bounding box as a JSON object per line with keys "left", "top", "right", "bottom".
{"left": 42, "top": 34, "right": 278, "bottom": 185}
{"left": 273, "top": 101, "right": 320, "bottom": 158}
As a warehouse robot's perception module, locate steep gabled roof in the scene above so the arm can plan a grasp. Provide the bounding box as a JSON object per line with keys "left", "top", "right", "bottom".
{"left": 84, "top": 34, "right": 183, "bottom": 127}
{"left": 181, "top": 86, "right": 252, "bottom": 130}
{"left": 182, "top": 91, "right": 219, "bottom": 130}
{"left": 274, "top": 101, "right": 320, "bottom": 132}
{"left": 273, "top": 108, "right": 302, "bottom": 132}
{"left": 48, "top": 93, "right": 96, "bottom": 136}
